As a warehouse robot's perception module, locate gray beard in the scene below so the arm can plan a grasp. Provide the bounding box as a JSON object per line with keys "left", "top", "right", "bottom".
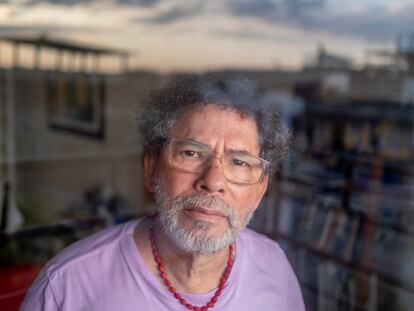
{"left": 153, "top": 179, "right": 254, "bottom": 255}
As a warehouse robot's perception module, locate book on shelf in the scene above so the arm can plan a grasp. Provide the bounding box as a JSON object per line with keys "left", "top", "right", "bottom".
{"left": 276, "top": 195, "right": 295, "bottom": 235}
{"left": 316, "top": 260, "right": 379, "bottom": 311}
{"left": 317, "top": 261, "right": 339, "bottom": 311}
{"left": 324, "top": 211, "right": 360, "bottom": 262}
{"left": 368, "top": 226, "right": 414, "bottom": 288}
{"left": 275, "top": 182, "right": 316, "bottom": 242}
{"left": 367, "top": 274, "right": 378, "bottom": 311}
{"left": 343, "top": 216, "right": 360, "bottom": 261}
{"left": 307, "top": 196, "right": 337, "bottom": 246}
{"left": 376, "top": 275, "right": 414, "bottom": 310}
{"left": 318, "top": 206, "right": 341, "bottom": 250}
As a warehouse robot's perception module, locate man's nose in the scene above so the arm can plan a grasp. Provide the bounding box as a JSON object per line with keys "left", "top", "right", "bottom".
{"left": 194, "top": 157, "right": 226, "bottom": 194}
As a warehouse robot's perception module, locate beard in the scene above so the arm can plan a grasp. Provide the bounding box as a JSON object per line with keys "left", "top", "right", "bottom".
{"left": 153, "top": 179, "right": 255, "bottom": 255}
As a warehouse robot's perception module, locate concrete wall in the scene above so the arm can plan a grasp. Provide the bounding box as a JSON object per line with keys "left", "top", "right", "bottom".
{"left": 9, "top": 69, "right": 159, "bottom": 225}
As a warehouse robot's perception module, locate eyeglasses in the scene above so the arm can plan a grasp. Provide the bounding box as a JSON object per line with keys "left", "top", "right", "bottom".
{"left": 167, "top": 138, "right": 269, "bottom": 185}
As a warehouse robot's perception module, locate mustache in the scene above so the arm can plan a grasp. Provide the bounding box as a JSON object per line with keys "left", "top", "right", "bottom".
{"left": 170, "top": 193, "right": 238, "bottom": 226}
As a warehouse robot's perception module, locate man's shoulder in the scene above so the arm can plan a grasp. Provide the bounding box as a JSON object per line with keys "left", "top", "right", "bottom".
{"left": 43, "top": 219, "right": 138, "bottom": 278}
{"left": 238, "top": 227, "right": 290, "bottom": 268}
{"left": 239, "top": 227, "right": 283, "bottom": 253}
{"left": 237, "top": 230, "right": 304, "bottom": 310}
{"left": 236, "top": 228, "right": 305, "bottom": 310}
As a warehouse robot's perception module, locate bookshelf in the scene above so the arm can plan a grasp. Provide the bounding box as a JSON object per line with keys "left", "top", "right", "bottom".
{"left": 250, "top": 146, "right": 414, "bottom": 311}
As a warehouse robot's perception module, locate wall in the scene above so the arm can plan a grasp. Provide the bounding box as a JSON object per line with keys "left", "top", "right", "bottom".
{"left": 8, "top": 69, "right": 159, "bottom": 225}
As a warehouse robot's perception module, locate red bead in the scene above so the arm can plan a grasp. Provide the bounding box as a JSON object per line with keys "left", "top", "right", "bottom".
{"left": 216, "top": 289, "right": 223, "bottom": 297}
{"left": 155, "top": 255, "right": 161, "bottom": 263}
{"left": 211, "top": 297, "right": 218, "bottom": 303}
{"left": 174, "top": 293, "right": 182, "bottom": 299}
{"left": 179, "top": 298, "right": 187, "bottom": 305}
{"left": 158, "top": 264, "right": 165, "bottom": 272}
{"left": 164, "top": 279, "right": 171, "bottom": 287}
{"left": 207, "top": 302, "right": 215, "bottom": 308}
{"left": 169, "top": 286, "right": 176, "bottom": 293}
{"left": 185, "top": 303, "right": 194, "bottom": 310}
{"left": 161, "top": 272, "right": 167, "bottom": 279}
{"left": 219, "top": 283, "right": 225, "bottom": 291}
{"left": 194, "top": 307, "right": 201, "bottom": 311}
{"left": 201, "top": 307, "right": 208, "bottom": 311}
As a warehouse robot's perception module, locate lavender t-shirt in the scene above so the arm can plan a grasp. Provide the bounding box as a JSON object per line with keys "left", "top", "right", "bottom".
{"left": 20, "top": 219, "right": 305, "bottom": 311}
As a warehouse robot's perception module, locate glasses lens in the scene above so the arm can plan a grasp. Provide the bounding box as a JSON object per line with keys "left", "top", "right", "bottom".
{"left": 169, "top": 140, "right": 210, "bottom": 172}
{"left": 168, "top": 139, "right": 266, "bottom": 184}
{"left": 223, "top": 153, "right": 264, "bottom": 184}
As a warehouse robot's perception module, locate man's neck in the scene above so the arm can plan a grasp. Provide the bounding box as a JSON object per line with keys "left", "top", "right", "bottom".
{"left": 134, "top": 216, "right": 231, "bottom": 294}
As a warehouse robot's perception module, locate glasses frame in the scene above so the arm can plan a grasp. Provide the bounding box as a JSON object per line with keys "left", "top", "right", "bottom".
{"left": 166, "top": 138, "right": 270, "bottom": 185}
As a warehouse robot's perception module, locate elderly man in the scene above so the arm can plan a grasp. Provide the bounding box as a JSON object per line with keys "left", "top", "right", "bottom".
{"left": 21, "top": 76, "right": 304, "bottom": 311}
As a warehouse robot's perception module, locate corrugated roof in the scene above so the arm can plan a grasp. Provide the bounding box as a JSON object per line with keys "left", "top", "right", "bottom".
{"left": 0, "top": 34, "right": 129, "bottom": 56}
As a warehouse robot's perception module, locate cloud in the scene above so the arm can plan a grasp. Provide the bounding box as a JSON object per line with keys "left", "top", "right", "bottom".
{"left": 227, "top": 0, "right": 324, "bottom": 21}
{"left": 136, "top": 1, "right": 204, "bottom": 24}
{"left": 25, "top": 0, "right": 94, "bottom": 5}
{"left": 0, "top": 23, "right": 98, "bottom": 34}
{"left": 316, "top": 6, "right": 414, "bottom": 41}
{"left": 20, "top": 0, "right": 162, "bottom": 7}
{"left": 210, "top": 28, "right": 305, "bottom": 45}
{"left": 305, "top": 3, "right": 414, "bottom": 42}
{"left": 3, "top": 0, "right": 413, "bottom": 44}
{"left": 227, "top": 0, "right": 277, "bottom": 18}
{"left": 284, "top": 0, "right": 325, "bottom": 15}
{"left": 125, "top": 0, "right": 414, "bottom": 43}
{"left": 116, "top": 0, "right": 162, "bottom": 7}
{"left": 226, "top": 0, "right": 413, "bottom": 42}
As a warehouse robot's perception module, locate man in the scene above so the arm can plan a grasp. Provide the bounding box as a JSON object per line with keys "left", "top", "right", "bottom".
{"left": 21, "top": 75, "right": 305, "bottom": 310}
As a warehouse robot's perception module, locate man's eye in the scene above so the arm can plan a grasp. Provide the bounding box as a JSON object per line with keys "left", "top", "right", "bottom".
{"left": 183, "top": 150, "right": 200, "bottom": 157}
{"left": 232, "top": 159, "right": 249, "bottom": 167}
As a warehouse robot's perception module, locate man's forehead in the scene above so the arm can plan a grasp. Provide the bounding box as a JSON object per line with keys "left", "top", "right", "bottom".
{"left": 175, "top": 138, "right": 257, "bottom": 156}
{"left": 171, "top": 104, "right": 261, "bottom": 155}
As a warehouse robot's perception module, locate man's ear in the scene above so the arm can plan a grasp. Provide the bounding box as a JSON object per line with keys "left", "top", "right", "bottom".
{"left": 144, "top": 153, "right": 158, "bottom": 192}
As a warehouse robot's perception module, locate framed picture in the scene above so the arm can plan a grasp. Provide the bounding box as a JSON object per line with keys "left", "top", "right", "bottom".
{"left": 45, "top": 72, "right": 105, "bottom": 139}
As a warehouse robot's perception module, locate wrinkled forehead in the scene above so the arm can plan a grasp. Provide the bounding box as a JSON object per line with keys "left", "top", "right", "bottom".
{"left": 171, "top": 104, "right": 261, "bottom": 156}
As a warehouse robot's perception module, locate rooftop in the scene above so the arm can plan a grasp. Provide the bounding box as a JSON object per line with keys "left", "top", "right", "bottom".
{"left": 0, "top": 34, "right": 129, "bottom": 56}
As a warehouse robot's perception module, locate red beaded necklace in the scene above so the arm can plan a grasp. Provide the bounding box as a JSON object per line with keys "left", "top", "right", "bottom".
{"left": 149, "top": 222, "right": 234, "bottom": 311}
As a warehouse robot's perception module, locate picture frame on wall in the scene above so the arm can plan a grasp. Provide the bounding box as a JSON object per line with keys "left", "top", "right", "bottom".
{"left": 45, "top": 72, "right": 105, "bottom": 139}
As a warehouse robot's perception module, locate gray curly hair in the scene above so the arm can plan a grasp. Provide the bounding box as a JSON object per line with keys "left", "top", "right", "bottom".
{"left": 137, "top": 74, "right": 291, "bottom": 176}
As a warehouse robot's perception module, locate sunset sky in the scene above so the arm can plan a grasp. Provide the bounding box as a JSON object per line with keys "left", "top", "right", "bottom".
{"left": 0, "top": 0, "right": 413, "bottom": 72}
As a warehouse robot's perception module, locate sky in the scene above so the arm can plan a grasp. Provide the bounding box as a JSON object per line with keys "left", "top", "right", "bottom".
{"left": 0, "top": 0, "right": 413, "bottom": 72}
